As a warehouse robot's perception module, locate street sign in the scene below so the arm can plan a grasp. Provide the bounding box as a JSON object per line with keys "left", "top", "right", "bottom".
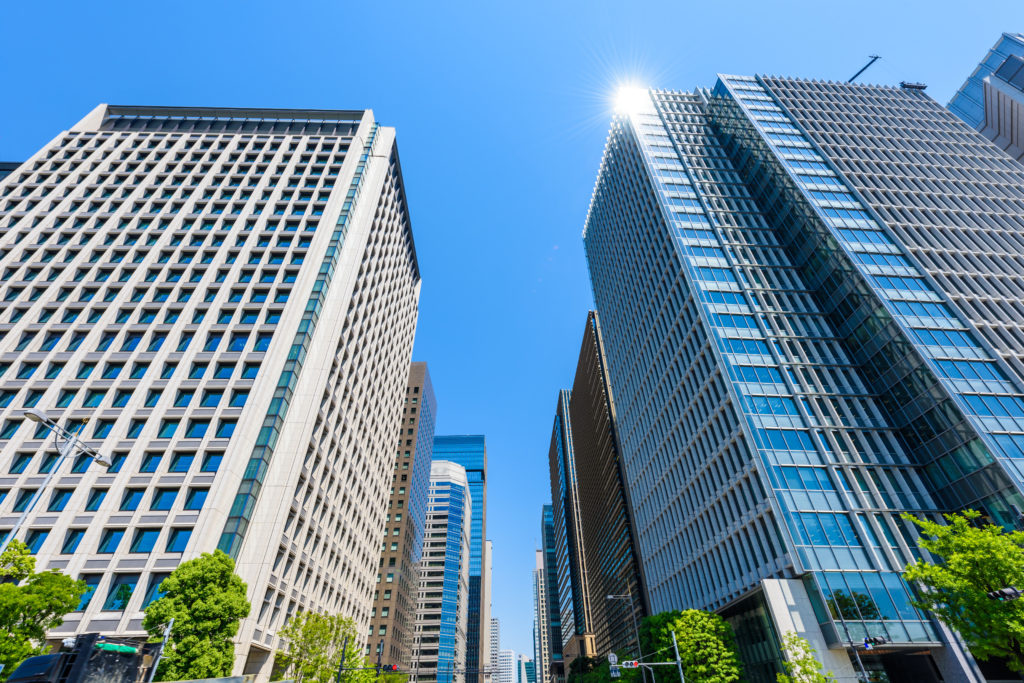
{"left": 608, "top": 654, "right": 618, "bottom": 665}
{"left": 621, "top": 661, "right": 639, "bottom": 669}
{"left": 610, "top": 666, "right": 620, "bottom": 679}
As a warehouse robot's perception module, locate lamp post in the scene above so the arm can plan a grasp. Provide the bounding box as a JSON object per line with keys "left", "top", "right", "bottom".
{"left": 0, "top": 409, "right": 112, "bottom": 556}
{"left": 606, "top": 590, "right": 646, "bottom": 683}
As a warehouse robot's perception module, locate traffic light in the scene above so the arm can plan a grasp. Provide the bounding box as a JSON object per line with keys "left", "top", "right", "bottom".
{"left": 620, "top": 661, "right": 640, "bottom": 669}
{"left": 987, "top": 587, "right": 1023, "bottom": 601}
{"left": 381, "top": 665, "right": 399, "bottom": 673}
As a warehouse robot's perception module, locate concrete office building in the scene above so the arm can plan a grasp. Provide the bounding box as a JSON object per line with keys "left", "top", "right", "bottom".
{"left": 369, "top": 362, "right": 437, "bottom": 667}
{"left": 0, "top": 104, "right": 421, "bottom": 677}
{"left": 489, "top": 617, "right": 500, "bottom": 678}
{"left": 566, "top": 311, "right": 648, "bottom": 658}
{"left": 516, "top": 655, "right": 535, "bottom": 683}
{"left": 433, "top": 435, "right": 488, "bottom": 683}
{"left": 497, "top": 650, "right": 516, "bottom": 683}
{"left": 584, "top": 77, "right": 1024, "bottom": 681}
{"left": 410, "top": 461, "right": 472, "bottom": 683}
{"left": 545, "top": 393, "right": 595, "bottom": 665}
{"left": 481, "top": 539, "right": 493, "bottom": 683}
{"left": 949, "top": 32, "right": 1024, "bottom": 129}
{"left": 531, "top": 551, "right": 550, "bottom": 683}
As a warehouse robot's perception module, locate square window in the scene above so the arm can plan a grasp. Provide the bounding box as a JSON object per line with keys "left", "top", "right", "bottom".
{"left": 142, "top": 572, "right": 171, "bottom": 608}
{"left": 184, "top": 488, "right": 208, "bottom": 510}
{"left": 61, "top": 529, "right": 86, "bottom": 554}
{"left": 216, "top": 420, "right": 236, "bottom": 438}
{"left": 140, "top": 453, "right": 162, "bottom": 473}
{"left": 48, "top": 489, "right": 74, "bottom": 512}
{"left": 213, "top": 363, "right": 234, "bottom": 379}
{"left": 150, "top": 489, "right": 177, "bottom": 511}
{"left": 76, "top": 575, "right": 102, "bottom": 611}
{"left": 166, "top": 528, "right": 191, "bottom": 553}
{"left": 101, "top": 574, "right": 139, "bottom": 610}
{"left": 97, "top": 528, "right": 125, "bottom": 554}
{"left": 85, "top": 488, "right": 107, "bottom": 511}
{"left": 24, "top": 529, "right": 48, "bottom": 554}
{"left": 201, "top": 452, "right": 222, "bottom": 473}
{"left": 158, "top": 420, "right": 178, "bottom": 439}
{"left": 185, "top": 420, "right": 209, "bottom": 439}
{"left": 130, "top": 529, "right": 161, "bottom": 553}
{"left": 174, "top": 391, "right": 194, "bottom": 408}
{"left": 201, "top": 391, "right": 222, "bottom": 408}
{"left": 230, "top": 390, "right": 249, "bottom": 407}
{"left": 241, "top": 363, "right": 259, "bottom": 379}
{"left": 120, "top": 489, "right": 145, "bottom": 511}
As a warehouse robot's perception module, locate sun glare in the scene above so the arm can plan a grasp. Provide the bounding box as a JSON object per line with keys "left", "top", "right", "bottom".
{"left": 614, "top": 85, "right": 650, "bottom": 115}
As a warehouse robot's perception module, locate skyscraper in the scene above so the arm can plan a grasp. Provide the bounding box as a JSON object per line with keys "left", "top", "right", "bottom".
{"left": 539, "top": 505, "right": 563, "bottom": 683}
{"left": 433, "top": 435, "right": 488, "bottom": 683}
{"left": 0, "top": 104, "right": 421, "bottom": 677}
{"left": 411, "top": 460, "right": 472, "bottom": 683}
{"left": 531, "top": 550, "right": 550, "bottom": 683}
{"left": 584, "top": 77, "right": 1024, "bottom": 681}
{"left": 566, "top": 312, "right": 647, "bottom": 658}
{"left": 949, "top": 32, "right": 1024, "bottom": 129}
{"left": 489, "top": 617, "right": 501, "bottom": 678}
{"left": 975, "top": 54, "right": 1024, "bottom": 162}
{"left": 497, "top": 650, "right": 516, "bottom": 683}
{"left": 546, "top": 394, "right": 595, "bottom": 664}
{"left": 370, "top": 362, "right": 438, "bottom": 668}
{"left": 481, "top": 539, "right": 494, "bottom": 683}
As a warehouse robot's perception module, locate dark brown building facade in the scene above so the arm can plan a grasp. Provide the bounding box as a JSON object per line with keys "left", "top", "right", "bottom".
{"left": 369, "top": 362, "right": 437, "bottom": 667}
{"left": 568, "top": 311, "right": 648, "bottom": 658}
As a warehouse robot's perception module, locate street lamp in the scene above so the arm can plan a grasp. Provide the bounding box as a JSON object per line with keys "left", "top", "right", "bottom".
{"left": 0, "top": 410, "right": 112, "bottom": 556}
{"left": 607, "top": 590, "right": 647, "bottom": 683}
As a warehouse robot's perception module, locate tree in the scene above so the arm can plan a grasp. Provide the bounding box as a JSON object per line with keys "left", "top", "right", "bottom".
{"left": 902, "top": 510, "right": 1024, "bottom": 672}
{"left": 776, "top": 632, "right": 835, "bottom": 683}
{"left": 0, "top": 541, "right": 85, "bottom": 679}
{"left": 639, "top": 610, "right": 743, "bottom": 683}
{"left": 274, "top": 611, "right": 371, "bottom": 683}
{"left": 143, "top": 550, "right": 251, "bottom": 681}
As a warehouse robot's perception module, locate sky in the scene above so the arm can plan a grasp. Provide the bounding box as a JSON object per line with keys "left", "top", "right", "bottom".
{"left": 0, "top": 0, "right": 1019, "bottom": 660}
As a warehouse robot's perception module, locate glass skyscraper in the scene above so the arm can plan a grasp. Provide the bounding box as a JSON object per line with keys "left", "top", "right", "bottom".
{"left": 433, "top": 435, "right": 489, "bottom": 683}
{"left": 584, "top": 77, "right": 1024, "bottom": 681}
{"left": 949, "top": 32, "right": 1024, "bottom": 129}
{"left": 0, "top": 104, "right": 421, "bottom": 678}
{"left": 411, "top": 460, "right": 472, "bottom": 683}
{"left": 539, "top": 505, "right": 563, "bottom": 683}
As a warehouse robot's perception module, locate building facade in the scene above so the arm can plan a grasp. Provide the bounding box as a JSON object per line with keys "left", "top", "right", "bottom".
{"left": 0, "top": 104, "right": 421, "bottom": 677}
{"left": 948, "top": 32, "right": 1024, "bottom": 129}
{"left": 410, "top": 460, "right": 472, "bottom": 683}
{"left": 516, "top": 655, "right": 535, "bottom": 683}
{"left": 497, "top": 650, "right": 516, "bottom": 683}
{"left": 976, "top": 53, "right": 1024, "bottom": 162}
{"left": 583, "top": 78, "right": 1024, "bottom": 681}
{"left": 567, "top": 311, "right": 648, "bottom": 658}
{"left": 546, "top": 393, "right": 595, "bottom": 664}
{"left": 539, "top": 505, "right": 563, "bottom": 683}
{"left": 433, "top": 435, "right": 488, "bottom": 683}
{"left": 531, "top": 550, "right": 549, "bottom": 683}
{"left": 489, "top": 617, "right": 500, "bottom": 678}
{"left": 370, "top": 362, "right": 438, "bottom": 667}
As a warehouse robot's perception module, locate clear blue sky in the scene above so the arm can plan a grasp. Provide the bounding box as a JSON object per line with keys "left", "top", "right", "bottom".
{"left": 0, "top": 0, "right": 1017, "bottom": 659}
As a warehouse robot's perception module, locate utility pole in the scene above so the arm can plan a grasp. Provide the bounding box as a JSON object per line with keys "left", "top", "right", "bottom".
{"left": 336, "top": 636, "right": 349, "bottom": 683}
{"left": 146, "top": 618, "right": 174, "bottom": 683}
{"left": 670, "top": 631, "right": 685, "bottom": 683}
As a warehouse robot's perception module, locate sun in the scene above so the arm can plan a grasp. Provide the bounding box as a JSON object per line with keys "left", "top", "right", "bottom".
{"left": 614, "top": 85, "right": 650, "bottom": 115}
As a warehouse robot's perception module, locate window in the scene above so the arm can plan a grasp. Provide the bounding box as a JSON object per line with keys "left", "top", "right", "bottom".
{"left": 121, "top": 333, "right": 143, "bottom": 351}
{"left": 76, "top": 363, "right": 95, "bottom": 379}
{"left": 186, "top": 420, "right": 209, "bottom": 438}
{"left": 216, "top": 420, "right": 236, "bottom": 438}
{"left": 97, "top": 528, "right": 125, "bottom": 553}
{"left": 61, "top": 529, "right": 86, "bottom": 554}
{"left": 166, "top": 528, "right": 192, "bottom": 553}
{"left": 130, "top": 363, "right": 148, "bottom": 379}
{"left": 101, "top": 574, "right": 139, "bottom": 610}
{"left": 83, "top": 390, "right": 105, "bottom": 408}
{"left": 140, "top": 453, "right": 162, "bottom": 473}
{"left": 201, "top": 391, "right": 223, "bottom": 407}
{"left": 176, "top": 334, "right": 193, "bottom": 352}
{"left": 147, "top": 334, "right": 166, "bottom": 352}
{"left": 9, "top": 453, "right": 31, "bottom": 473}
{"left": 254, "top": 333, "right": 272, "bottom": 351}
{"left": 201, "top": 452, "right": 222, "bottom": 472}
{"left": 158, "top": 420, "right": 178, "bottom": 438}
{"left": 142, "top": 573, "right": 170, "bottom": 608}
{"left": 241, "top": 363, "right": 259, "bottom": 379}
{"left": 77, "top": 575, "right": 102, "bottom": 611}
{"left": 92, "top": 420, "right": 114, "bottom": 438}
{"left": 120, "top": 489, "right": 145, "bottom": 511}
{"left": 184, "top": 488, "right": 208, "bottom": 510}
{"left": 112, "top": 390, "right": 131, "bottom": 408}
{"left": 230, "top": 390, "right": 249, "bottom": 407}
{"left": 151, "top": 489, "right": 177, "bottom": 511}
{"left": 85, "top": 488, "right": 107, "bottom": 511}
{"left": 169, "top": 452, "right": 194, "bottom": 473}
{"left": 108, "top": 452, "right": 127, "bottom": 473}
{"left": 127, "top": 420, "right": 145, "bottom": 438}
{"left": 213, "top": 363, "right": 234, "bottom": 379}
{"left": 25, "top": 529, "right": 48, "bottom": 553}
{"left": 203, "top": 333, "right": 222, "bottom": 352}
{"left": 48, "top": 489, "right": 74, "bottom": 512}
{"left": 130, "top": 529, "right": 161, "bottom": 553}
{"left": 189, "top": 363, "right": 207, "bottom": 379}
{"left": 174, "top": 390, "right": 194, "bottom": 407}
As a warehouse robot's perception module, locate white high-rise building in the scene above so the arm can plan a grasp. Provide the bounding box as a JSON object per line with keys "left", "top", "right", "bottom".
{"left": 497, "top": 650, "right": 516, "bottom": 683}
{"left": 410, "top": 461, "right": 472, "bottom": 683}
{"left": 531, "top": 550, "right": 550, "bottom": 683}
{"left": 0, "top": 105, "right": 422, "bottom": 678}
{"left": 480, "top": 539, "right": 493, "bottom": 683}
{"left": 489, "top": 617, "right": 500, "bottom": 677}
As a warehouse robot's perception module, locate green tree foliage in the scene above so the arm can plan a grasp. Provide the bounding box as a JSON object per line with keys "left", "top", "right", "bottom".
{"left": 0, "top": 541, "right": 85, "bottom": 680}
{"left": 274, "top": 611, "right": 372, "bottom": 683}
{"left": 776, "top": 632, "right": 835, "bottom": 683}
{"left": 143, "top": 550, "right": 251, "bottom": 681}
{"left": 564, "top": 651, "right": 639, "bottom": 683}
{"left": 902, "top": 510, "right": 1024, "bottom": 672}
{"left": 638, "top": 610, "right": 743, "bottom": 683}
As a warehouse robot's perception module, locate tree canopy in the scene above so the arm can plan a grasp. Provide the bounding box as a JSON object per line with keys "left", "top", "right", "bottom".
{"left": 274, "top": 611, "right": 373, "bottom": 683}
{"left": 776, "top": 632, "right": 836, "bottom": 683}
{"left": 0, "top": 540, "right": 85, "bottom": 680}
{"left": 902, "top": 510, "right": 1024, "bottom": 672}
{"left": 143, "top": 550, "right": 251, "bottom": 681}
{"left": 638, "top": 609, "right": 743, "bottom": 683}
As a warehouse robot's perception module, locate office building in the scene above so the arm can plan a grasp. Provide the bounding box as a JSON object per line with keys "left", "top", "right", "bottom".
{"left": 482, "top": 539, "right": 493, "bottom": 683}
{"left": 369, "top": 362, "right": 437, "bottom": 667}
{"left": 489, "top": 617, "right": 500, "bottom": 678}
{"left": 546, "top": 393, "right": 595, "bottom": 664}
{"left": 0, "top": 105, "right": 421, "bottom": 677}
{"left": 976, "top": 53, "right": 1024, "bottom": 162}
{"left": 516, "top": 655, "right": 535, "bottom": 683}
{"left": 531, "top": 551, "right": 550, "bottom": 683}
{"left": 566, "top": 311, "right": 648, "bottom": 657}
{"left": 584, "top": 77, "right": 1024, "bottom": 681}
{"left": 497, "top": 650, "right": 516, "bottom": 683}
{"left": 433, "top": 435, "right": 488, "bottom": 683}
{"left": 539, "top": 505, "right": 563, "bottom": 683}
{"left": 410, "top": 461, "right": 472, "bottom": 683}
{"left": 948, "top": 32, "right": 1024, "bottom": 129}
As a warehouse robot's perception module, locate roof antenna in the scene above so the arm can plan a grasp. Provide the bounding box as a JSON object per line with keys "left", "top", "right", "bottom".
{"left": 849, "top": 55, "right": 881, "bottom": 83}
